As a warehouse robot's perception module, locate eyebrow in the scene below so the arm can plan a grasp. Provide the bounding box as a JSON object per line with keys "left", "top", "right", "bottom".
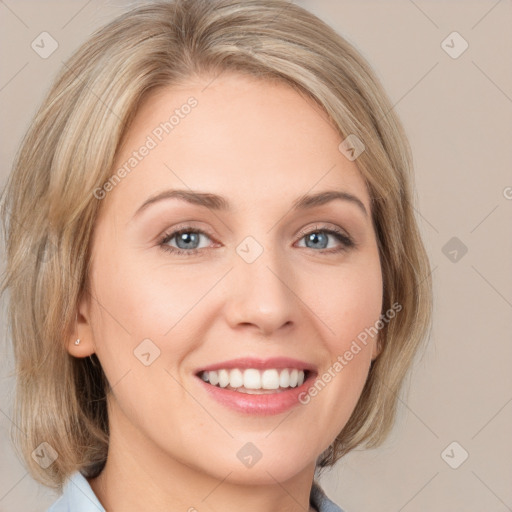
{"left": 131, "top": 188, "right": 368, "bottom": 220}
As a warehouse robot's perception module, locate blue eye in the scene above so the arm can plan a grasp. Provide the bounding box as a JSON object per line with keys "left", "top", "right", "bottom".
{"left": 159, "top": 228, "right": 212, "bottom": 255}
{"left": 301, "top": 229, "right": 354, "bottom": 252}
{"left": 159, "top": 225, "right": 354, "bottom": 256}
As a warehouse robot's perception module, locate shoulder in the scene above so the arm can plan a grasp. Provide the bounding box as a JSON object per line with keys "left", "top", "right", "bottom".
{"left": 310, "top": 479, "right": 347, "bottom": 512}
{"left": 45, "top": 471, "right": 105, "bottom": 512}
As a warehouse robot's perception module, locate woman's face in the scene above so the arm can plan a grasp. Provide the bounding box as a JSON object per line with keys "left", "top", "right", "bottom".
{"left": 75, "top": 72, "right": 382, "bottom": 485}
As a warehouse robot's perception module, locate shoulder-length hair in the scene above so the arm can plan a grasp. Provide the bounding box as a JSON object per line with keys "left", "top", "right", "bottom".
{"left": 0, "top": 0, "right": 432, "bottom": 490}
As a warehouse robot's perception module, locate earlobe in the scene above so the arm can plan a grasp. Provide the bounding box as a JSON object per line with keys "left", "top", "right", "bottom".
{"left": 67, "top": 333, "right": 96, "bottom": 358}
{"left": 67, "top": 303, "right": 96, "bottom": 358}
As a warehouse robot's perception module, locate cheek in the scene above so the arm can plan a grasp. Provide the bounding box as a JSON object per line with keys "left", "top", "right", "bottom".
{"left": 291, "top": 251, "right": 382, "bottom": 450}
{"left": 304, "top": 249, "right": 381, "bottom": 390}
{"left": 87, "top": 246, "right": 220, "bottom": 387}
{"left": 86, "top": 259, "right": 200, "bottom": 431}
{"left": 311, "top": 251, "right": 383, "bottom": 352}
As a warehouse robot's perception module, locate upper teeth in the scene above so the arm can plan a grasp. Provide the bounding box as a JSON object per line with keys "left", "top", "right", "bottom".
{"left": 200, "top": 368, "right": 306, "bottom": 389}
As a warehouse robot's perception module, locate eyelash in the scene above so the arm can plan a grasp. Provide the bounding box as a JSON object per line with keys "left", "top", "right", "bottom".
{"left": 158, "top": 224, "right": 355, "bottom": 256}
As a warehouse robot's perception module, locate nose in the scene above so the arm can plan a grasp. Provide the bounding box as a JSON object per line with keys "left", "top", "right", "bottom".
{"left": 222, "top": 244, "right": 298, "bottom": 336}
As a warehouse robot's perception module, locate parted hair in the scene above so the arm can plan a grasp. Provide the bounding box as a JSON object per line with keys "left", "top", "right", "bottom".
{"left": 0, "top": 0, "right": 432, "bottom": 490}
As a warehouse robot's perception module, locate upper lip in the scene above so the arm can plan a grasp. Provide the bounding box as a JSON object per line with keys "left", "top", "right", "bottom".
{"left": 195, "top": 357, "right": 318, "bottom": 375}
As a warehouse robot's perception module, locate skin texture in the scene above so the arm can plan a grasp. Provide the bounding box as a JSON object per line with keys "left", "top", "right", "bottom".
{"left": 68, "top": 72, "right": 383, "bottom": 512}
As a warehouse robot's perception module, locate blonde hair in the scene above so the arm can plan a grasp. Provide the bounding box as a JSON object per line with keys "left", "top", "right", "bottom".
{"left": 0, "top": 0, "right": 432, "bottom": 490}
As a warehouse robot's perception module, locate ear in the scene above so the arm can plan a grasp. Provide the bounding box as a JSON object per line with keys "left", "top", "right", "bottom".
{"left": 66, "top": 292, "right": 96, "bottom": 358}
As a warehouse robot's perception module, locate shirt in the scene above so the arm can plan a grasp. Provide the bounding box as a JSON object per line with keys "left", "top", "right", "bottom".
{"left": 46, "top": 471, "right": 345, "bottom": 512}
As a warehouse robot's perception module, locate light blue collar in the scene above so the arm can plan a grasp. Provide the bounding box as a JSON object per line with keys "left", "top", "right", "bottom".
{"left": 46, "top": 471, "right": 105, "bottom": 511}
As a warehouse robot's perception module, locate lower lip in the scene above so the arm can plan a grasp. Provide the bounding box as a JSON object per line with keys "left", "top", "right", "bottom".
{"left": 195, "top": 372, "right": 316, "bottom": 416}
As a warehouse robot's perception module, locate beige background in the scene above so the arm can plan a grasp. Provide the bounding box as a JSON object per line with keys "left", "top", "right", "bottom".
{"left": 1, "top": 1, "right": 511, "bottom": 511}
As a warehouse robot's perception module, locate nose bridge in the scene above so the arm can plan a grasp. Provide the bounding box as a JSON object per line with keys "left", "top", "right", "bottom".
{"left": 225, "top": 234, "right": 297, "bottom": 335}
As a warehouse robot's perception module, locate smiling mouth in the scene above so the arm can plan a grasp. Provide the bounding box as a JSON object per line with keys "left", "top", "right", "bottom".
{"left": 195, "top": 368, "right": 315, "bottom": 394}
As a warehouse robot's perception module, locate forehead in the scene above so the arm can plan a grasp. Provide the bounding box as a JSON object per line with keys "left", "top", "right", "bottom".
{"left": 101, "top": 72, "right": 370, "bottom": 219}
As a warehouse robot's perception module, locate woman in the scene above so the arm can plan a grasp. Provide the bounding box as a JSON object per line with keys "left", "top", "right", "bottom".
{"left": 0, "top": 0, "right": 432, "bottom": 510}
